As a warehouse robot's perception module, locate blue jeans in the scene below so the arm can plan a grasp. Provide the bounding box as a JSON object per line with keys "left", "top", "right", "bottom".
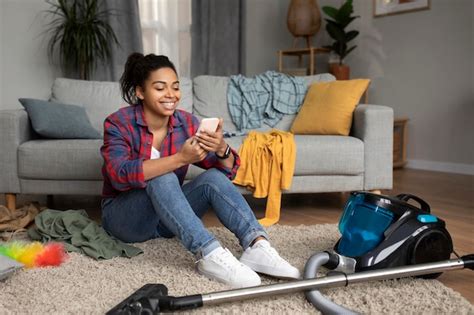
{"left": 102, "top": 169, "right": 268, "bottom": 257}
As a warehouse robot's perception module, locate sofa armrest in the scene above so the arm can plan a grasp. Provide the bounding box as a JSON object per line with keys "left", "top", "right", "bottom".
{"left": 0, "top": 109, "right": 35, "bottom": 193}
{"left": 352, "top": 104, "right": 394, "bottom": 190}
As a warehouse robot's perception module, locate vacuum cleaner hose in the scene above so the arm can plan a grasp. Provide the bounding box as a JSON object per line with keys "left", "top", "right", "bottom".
{"left": 461, "top": 255, "right": 474, "bottom": 270}
{"left": 304, "top": 252, "right": 359, "bottom": 315}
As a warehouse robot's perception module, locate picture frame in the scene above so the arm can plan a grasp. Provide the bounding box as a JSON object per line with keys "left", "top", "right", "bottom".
{"left": 373, "top": 0, "right": 430, "bottom": 18}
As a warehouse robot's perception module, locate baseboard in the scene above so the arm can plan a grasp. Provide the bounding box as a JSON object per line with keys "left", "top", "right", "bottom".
{"left": 406, "top": 159, "right": 474, "bottom": 175}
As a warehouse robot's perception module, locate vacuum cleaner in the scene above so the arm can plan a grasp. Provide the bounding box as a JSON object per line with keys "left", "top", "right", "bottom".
{"left": 107, "top": 192, "right": 474, "bottom": 314}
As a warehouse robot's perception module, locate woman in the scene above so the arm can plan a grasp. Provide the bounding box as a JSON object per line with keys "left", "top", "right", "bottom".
{"left": 100, "top": 53, "right": 300, "bottom": 288}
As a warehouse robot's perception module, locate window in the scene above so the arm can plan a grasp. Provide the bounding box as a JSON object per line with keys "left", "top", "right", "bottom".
{"left": 138, "top": 0, "right": 192, "bottom": 78}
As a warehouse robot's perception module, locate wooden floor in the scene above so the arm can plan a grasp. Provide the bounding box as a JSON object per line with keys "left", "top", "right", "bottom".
{"left": 3, "top": 168, "right": 473, "bottom": 303}
{"left": 201, "top": 168, "right": 474, "bottom": 303}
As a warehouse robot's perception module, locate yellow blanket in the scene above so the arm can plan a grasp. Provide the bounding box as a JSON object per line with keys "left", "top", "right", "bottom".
{"left": 233, "top": 129, "right": 296, "bottom": 226}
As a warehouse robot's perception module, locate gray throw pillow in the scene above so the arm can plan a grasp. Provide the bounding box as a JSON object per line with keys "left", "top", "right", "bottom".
{"left": 19, "top": 98, "right": 102, "bottom": 139}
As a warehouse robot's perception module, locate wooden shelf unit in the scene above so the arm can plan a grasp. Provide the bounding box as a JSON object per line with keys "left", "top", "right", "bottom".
{"left": 278, "top": 47, "right": 330, "bottom": 75}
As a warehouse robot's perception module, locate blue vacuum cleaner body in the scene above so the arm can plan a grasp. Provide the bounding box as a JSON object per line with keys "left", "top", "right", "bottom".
{"left": 335, "top": 191, "right": 453, "bottom": 276}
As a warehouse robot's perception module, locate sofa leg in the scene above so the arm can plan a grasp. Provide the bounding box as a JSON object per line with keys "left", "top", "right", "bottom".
{"left": 5, "top": 193, "right": 16, "bottom": 212}
{"left": 370, "top": 190, "right": 382, "bottom": 194}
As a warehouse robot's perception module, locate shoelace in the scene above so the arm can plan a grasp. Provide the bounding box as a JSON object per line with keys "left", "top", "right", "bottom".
{"left": 257, "top": 243, "right": 285, "bottom": 262}
{"left": 212, "top": 248, "right": 244, "bottom": 273}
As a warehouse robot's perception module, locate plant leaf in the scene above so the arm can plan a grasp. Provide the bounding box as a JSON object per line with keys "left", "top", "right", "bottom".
{"left": 322, "top": 6, "right": 338, "bottom": 19}
{"left": 326, "top": 23, "right": 346, "bottom": 43}
{"left": 345, "top": 30, "right": 359, "bottom": 42}
{"left": 44, "top": 0, "right": 119, "bottom": 80}
{"left": 336, "top": 0, "right": 353, "bottom": 22}
{"left": 342, "top": 15, "right": 360, "bottom": 28}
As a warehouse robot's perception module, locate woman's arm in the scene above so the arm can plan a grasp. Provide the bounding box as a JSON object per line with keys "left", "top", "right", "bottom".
{"left": 142, "top": 137, "right": 207, "bottom": 181}
{"left": 102, "top": 116, "right": 207, "bottom": 187}
{"left": 142, "top": 155, "right": 185, "bottom": 181}
{"left": 101, "top": 119, "right": 147, "bottom": 191}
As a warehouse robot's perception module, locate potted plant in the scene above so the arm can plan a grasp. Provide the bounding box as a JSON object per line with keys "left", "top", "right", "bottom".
{"left": 322, "top": 0, "right": 359, "bottom": 80}
{"left": 45, "top": 0, "right": 119, "bottom": 80}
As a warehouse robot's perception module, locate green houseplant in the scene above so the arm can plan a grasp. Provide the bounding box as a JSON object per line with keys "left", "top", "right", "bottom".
{"left": 322, "top": 0, "right": 359, "bottom": 80}
{"left": 45, "top": 0, "right": 119, "bottom": 80}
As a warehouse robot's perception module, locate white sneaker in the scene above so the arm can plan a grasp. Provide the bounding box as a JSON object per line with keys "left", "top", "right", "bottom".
{"left": 196, "top": 247, "right": 261, "bottom": 288}
{"left": 240, "top": 240, "right": 301, "bottom": 279}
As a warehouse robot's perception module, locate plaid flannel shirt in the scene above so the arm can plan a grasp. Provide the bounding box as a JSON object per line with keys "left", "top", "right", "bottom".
{"left": 100, "top": 105, "right": 240, "bottom": 198}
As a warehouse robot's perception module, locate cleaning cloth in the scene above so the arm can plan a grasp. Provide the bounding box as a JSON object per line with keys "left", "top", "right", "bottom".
{"left": 0, "top": 203, "right": 40, "bottom": 232}
{"left": 28, "top": 209, "right": 142, "bottom": 260}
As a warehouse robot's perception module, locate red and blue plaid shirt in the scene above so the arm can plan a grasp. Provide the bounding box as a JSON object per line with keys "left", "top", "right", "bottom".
{"left": 100, "top": 104, "right": 240, "bottom": 198}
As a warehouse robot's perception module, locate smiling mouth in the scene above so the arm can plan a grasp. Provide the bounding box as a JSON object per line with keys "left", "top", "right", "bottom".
{"left": 161, "top": 101, "right": 176, "bottom": 110}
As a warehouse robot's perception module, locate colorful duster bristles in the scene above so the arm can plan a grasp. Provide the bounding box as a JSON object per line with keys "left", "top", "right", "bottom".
{"left": 0, "top": 241, "right": 68, "bottom": 268}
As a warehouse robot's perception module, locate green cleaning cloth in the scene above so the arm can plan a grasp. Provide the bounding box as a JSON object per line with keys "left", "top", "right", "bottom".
{"left": 28, "top": 209, "right": 143, "bottom": 260}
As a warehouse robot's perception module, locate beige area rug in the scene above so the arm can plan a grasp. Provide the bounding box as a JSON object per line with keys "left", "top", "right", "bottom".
{"left": 0, "top": 224, "right": 473, "bottom": 314}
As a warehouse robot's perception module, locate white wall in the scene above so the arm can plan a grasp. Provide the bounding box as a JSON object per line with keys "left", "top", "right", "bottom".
{"left": 244, "top": 0, "right": 474, "bottom": 174}
{"left": 358, "top": 0, "right": 474, "bottom": 172}
{"left": 243, "top": 0, "right": 335, "bottom": 76}
{"left": 0, "top": 0, "right": 60, "bottom": 110}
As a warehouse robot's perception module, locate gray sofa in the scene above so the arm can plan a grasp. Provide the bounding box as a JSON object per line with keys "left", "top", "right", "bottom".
{"left": 0, "top": 74, "right": 393, "bottom": 211}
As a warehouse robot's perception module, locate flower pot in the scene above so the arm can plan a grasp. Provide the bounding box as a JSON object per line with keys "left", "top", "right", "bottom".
{"left": 330, "top": 63, "right": 350, "bottom": 80}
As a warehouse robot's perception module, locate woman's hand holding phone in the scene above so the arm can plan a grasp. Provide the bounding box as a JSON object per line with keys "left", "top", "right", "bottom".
{"left": 178, "top": 137, "right": 208, "bottom": 164}
{"left": 195, "top": 118, "right": 227, "bottom": 155}
{"left": 196, "top": 118, "right": 219, "bottom": 135}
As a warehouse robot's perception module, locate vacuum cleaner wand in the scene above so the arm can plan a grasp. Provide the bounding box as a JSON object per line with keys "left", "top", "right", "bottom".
{"left": 107, "top": 255, "right": 474, "bottom": 314}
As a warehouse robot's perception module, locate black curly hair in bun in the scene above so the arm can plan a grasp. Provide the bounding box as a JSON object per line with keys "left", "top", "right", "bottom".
{"left": 120, "top": 53, "right": 177, "bottom": 105}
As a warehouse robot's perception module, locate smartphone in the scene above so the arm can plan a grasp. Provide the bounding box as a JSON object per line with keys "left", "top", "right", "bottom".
{"left": 197, "top": 117, "right": 219, "bottom": 134}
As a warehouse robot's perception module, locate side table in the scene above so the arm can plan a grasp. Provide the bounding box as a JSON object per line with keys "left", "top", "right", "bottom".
{"left": 278, "top": 47, "right": 330, "bottom": 75}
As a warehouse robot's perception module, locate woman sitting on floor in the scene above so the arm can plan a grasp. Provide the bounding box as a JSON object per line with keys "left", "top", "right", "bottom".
{"left": 100, "top": 53, "right": 300, "bottom": 288}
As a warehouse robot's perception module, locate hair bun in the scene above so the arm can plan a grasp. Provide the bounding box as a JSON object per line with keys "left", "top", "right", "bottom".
{"left": 125, "top": 52, "right": 144, "bottom": 69}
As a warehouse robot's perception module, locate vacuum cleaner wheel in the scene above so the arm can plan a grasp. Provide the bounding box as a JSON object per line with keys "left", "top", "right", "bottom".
{"left": 411, "top": 229, "right": 453, "bottom": 279}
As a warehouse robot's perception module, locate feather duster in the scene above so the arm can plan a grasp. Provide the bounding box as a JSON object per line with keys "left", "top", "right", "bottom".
{"left": 0, "top": 241, "right": 68, "bottom": 268}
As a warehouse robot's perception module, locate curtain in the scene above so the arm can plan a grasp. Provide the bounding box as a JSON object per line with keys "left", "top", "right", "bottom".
{"left": 92, "top": 0, "right": 143, "bottom": 82}
{"left": 138, "top": 0, "right": 192, "bottom": 78}
{"left": 191, "top": 0, "right": 243, "bottom": 77}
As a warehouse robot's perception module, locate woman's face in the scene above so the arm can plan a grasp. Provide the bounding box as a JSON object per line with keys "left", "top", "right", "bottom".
{"left": 136, "top": 67, "right": 181, "bottom": 117}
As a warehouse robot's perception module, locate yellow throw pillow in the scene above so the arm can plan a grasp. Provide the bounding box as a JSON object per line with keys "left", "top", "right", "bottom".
{"left": 290, "top": 79, "right": 370, "bottom": 136}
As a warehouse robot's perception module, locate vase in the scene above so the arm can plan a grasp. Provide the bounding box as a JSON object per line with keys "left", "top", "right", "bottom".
{"left": 330, "top": 63, "right": 350, "bottom": 80}
{"left": 287, "top": 0, "right": 321, "bottom": 48}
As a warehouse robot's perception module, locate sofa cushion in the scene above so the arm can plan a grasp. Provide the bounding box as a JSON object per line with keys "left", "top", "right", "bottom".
{"left": 228, "top": 133, "right": 363, "bottom": 175}
{"left": 177, "top": 77, "right": 194, "bottom": 113}
{"left": 272, "top": 73, "right": 337, "bottom": 131}
{"left": 301, "top": 73, "right": 336, "bottom": 86}
{"left": 186, "top": 134, "right": 363, "bottom": 179}
{"left": 19, "top": 135, "right": 362, "bottom": 182}
{"left": 293, "top": 135, "right": 364, "bottom": 175}
{"left": 193, "top": 76, "right": 236, "bottom": 131}
{"left": 51, "top": 77, "right": 193, "bottom": 134}
{"left": 193, "top": 73, "right": 336, "bottom": 133}
{"left": 291, "top": 79, "right": 370, "bottom": 135}
{"left": 51, "top": 79, "right": 123, "bottom": 136}
{"left": 18, "top": 98, "right": 101, "bottom": 139}
{"left": 18, "top": 140, "right": 103, "bottom": 180}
